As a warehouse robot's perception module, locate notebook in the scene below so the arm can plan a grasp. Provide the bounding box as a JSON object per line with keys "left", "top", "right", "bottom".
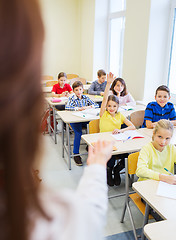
{"left": 51, "top": 97, "right": 68, "bottom": 103}
{"left": 72, "top": 108, "right": 100, "bottom": 119}
{"left": 111, "top": 130, "right": 144, "bottom": 141}
{"left": 156, "top": 181, "right": 176, "bottom": 200}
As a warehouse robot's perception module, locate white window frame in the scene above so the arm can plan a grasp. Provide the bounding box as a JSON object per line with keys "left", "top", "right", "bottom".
{"left": 165, "top": 0, "right": 176, "bottom": 103}
{"left": 106, "top": 1, "right": 126, "bottom": 76}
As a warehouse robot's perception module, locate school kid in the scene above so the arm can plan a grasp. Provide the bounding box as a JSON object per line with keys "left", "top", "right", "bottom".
{"left": 142, "top": 85, "right": 176, "bottom": 128}
{"left": 65, "top": 81, "right": 99, "bottom": 166}
{"left": 100, "top": 73, "right": 136, "bottom": 186}
{"left": 88, "top": 69, "right": 107, "bottom": 96}
{"left": 136, "top": 119, "right": 176, "bottom": 184}
{"left": 110, "top": 77, "right": 135, "bottom": 106}
{"left": 52, "top": 72, "right": 73, "bottom": 97}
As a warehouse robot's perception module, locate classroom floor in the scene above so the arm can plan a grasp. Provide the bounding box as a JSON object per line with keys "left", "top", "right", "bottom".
{"left": 40, "top": 123, "right": 152, "bottom": 237}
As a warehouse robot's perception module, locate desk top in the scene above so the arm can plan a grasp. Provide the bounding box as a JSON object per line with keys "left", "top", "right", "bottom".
{"left": 57, "top": 110, "right": 99, "bottom": 123}
{"left": 42, "top": 86, "right": 52, "bottom": 93}
{"left": 133, "top": 180, "right": 176, "bottom": 220}
{"left": 81, "top": 129, "right": 151, "bottom": 155}
{"left": 144, "top": 220, "right": 176, "bottom": 240}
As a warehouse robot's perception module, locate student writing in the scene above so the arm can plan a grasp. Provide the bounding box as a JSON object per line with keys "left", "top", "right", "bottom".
{"left": 65, "top": 81, "right": 99, "bottom": 166}
{"left": 88, "top": 69, "right": 107, "bottom": 96}
{"left": 100, "top": 73, "right": 136, "bottom": 186}
{"left": 136, "top": 119, "right": 176, "bottom": 184}
{"left": 110, "top": 77, "right": 135, "bottom": 106}
{"left": 142, "top": 85, "right": 176, "bottom": 128}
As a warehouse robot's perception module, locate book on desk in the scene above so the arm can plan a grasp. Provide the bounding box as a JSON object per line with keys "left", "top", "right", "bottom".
{"left": 111, "top": 130, "right": 144, "bottom": 141}
{"left": 72, "top": 108, "right": 100, "bottom": 119}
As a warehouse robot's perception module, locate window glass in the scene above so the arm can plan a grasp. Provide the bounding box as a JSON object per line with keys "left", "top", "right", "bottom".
{"left": 109, "top": 17, "right": 125, "bottom": 76}
{"left": 110, "top": 0, "right": 125, "bottom": 13}
{"left": 168, "top": 8, "right": 176, "bottom": 94}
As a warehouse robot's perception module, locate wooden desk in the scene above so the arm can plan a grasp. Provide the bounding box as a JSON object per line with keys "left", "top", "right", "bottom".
{"left": 133, "top": 180, "right": 176, "bottom": 239}
{"left": 81, "top": 129, "right": 151, "bottom": 155}
{"left": 57, "top": 110, "right": 99, "bottom": 170}
{"left": 144, "top": 220, "right": 176, "bottom": 240}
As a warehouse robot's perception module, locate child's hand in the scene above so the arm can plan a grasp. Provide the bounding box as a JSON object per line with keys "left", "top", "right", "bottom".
{"left": 87, "top": 140, "right": 113, "bottom": 167}
{"left": 112, "top": 129, "right": 121, "bottom": 134}
{"left": 100, "top": 92, "right": 104, "bottom": 96}
{"left": 78, "top": 107, "right": 86, "bottom": 111}
{"left": 159, "top": 174, "right": 176, "bottom": 185}
{"left": 107, "top": 72, "right": 116, "bottom": 84}
{"left": 61, "top": 92, "right": 66, "bottom": 97}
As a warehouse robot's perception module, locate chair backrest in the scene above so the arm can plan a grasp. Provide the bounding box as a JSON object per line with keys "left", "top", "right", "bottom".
{"left": 128, "top": 152, "right": 140, "bottom": 175}
{"left": 67, "top": 74, "right": 79, "bottom": 79}
{"left": 46, "top": 81, "right": 58, "bottom": 87}
{"left": 42, "top": 75, "right": 54, "bottom": 80}
{"left": 130, "top": 110, "right": 145, "bottom": 128}
{"left": 70, "top": 77, "right": 87, "bottom": 86}
{"left": 89, "top": 119, "right": 100, "bottom": 134}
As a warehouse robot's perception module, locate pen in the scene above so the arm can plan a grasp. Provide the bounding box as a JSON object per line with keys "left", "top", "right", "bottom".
{"left": 123, "top": 136, "right": 131, "bottom": 143}
{"left": 164, "top": 168, "right": 174, "bottom": 176}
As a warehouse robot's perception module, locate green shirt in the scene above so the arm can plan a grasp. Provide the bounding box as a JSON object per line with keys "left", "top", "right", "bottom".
{"left": 136, "top": 142, "right": 176, "bottom": 181}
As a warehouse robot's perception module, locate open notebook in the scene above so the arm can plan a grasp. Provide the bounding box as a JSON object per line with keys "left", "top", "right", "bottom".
{"left": 111, "top": 130, "right": 144, "bottom": 141}
{"left": 72, "top": 108, "right": 100, "bottom": 119}
{"left": 156, "top": 181, "right": 176, "bottom": 200}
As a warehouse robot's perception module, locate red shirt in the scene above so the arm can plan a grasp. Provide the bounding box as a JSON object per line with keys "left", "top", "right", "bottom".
{"left": 52, "top": 83, "right": 72, "bottom": 94}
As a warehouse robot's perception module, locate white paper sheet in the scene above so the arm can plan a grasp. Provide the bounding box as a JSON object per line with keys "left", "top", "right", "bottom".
{"left": 111, "top": 130, "right": 144, "bottom": 141}
{"left": 156, "top": 181, "right": 176, "bottom": 200}
{"left": 72, "top": 112, "right": 98, "bottom": 119}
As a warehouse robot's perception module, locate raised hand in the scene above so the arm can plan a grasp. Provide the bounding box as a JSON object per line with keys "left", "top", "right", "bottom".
{"left": 107, "top": 72, "right": 116, "bottom": 85}
{"left": 87, "top": 140, "right": 113, "bottom": 167}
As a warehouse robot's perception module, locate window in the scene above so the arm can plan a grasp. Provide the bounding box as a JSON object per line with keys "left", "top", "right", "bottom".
{"left": 107, "top": 0, "right": 126, "bottom": 76}
{"left": 167, "top": 1, "right": 176, "bottom": 97}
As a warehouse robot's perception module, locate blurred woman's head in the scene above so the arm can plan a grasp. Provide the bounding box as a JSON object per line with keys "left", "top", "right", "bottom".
{"left": 0, "top": 0, "right": 45, "bottom": 239}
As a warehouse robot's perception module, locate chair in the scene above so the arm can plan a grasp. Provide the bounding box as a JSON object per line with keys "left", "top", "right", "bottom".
{"left": 130, "top": 110, "right": 145, "bottom": 129}
{"left": 120, "top": 152, "right": 153, "bottom": 240}
{"left": 46, "top": 80, "right": 58, "bottom": 87}
{"left": 42, "top": 75, "right": 54, "bottom": 80}
{"left": 67, "top": 74, "right": 79, "bottom": 79}
{"left": 70, "top": 77, "right": 87, "bottom": 86}
{"left": 89, "top": 119, "right": 99, "bottom": 134}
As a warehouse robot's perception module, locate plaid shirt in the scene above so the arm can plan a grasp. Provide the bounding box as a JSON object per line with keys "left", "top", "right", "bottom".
{"left": 65, "top": 94, "right": 99, "bottom": 111}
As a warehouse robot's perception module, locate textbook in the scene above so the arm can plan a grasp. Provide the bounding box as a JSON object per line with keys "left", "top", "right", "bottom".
{"left": 111, "top": 130, "right": 144, "bottom": 141}
{"left": 72, "top": 108, "right": 100, "bottom": 119}
{"left": 119, "top": 105, "right": 134, "bottom": 111}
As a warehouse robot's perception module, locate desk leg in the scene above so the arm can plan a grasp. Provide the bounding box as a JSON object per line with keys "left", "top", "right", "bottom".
{"left": 53, "top": 107, "right": 57, "bottom": 144}
{"left": 61, "top": 120, "right": 64, "bottom": 158}
{"left": 141, "top": 203, "right": 150, "bottom": 240}
{"left": 66, "top": 123, "right": 71, "bottom": 170}
{"left": 48, "top": 105, "right": 51, "bottom": 136}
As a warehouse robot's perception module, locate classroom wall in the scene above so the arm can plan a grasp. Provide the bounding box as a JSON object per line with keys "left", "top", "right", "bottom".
{"left": 40, "top": 0, "right": 81, "bottom": 79}
{"left": 122, "top": 0, "right": 151, "bottom": 101}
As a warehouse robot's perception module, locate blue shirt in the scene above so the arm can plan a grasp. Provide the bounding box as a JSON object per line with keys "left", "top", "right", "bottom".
{"left": 65, "top": 94, "right": 99, "bottom": 111}
{"left": 88, "top": 80, "right": 107, "bottom": 95}
{"left": 142, "top": 101, "right": 176, "bottom": 127}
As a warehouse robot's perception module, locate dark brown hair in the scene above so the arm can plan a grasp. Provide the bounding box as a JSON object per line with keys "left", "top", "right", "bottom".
{"left": 72, "top": 80, "right": 83, "bottom": 90}
{"left": 58, "top": 72, "right": 67, "bottom": 79}
{"left": 110, "top": 78, "right": 127, "bottom": 97}
{"left": 155, "top": 85, "right": 170, "bottom": 96}
{"left": 0, "top": 0, "right": 47, "bottom": 240}
{"left": 97, "top": 69, "right": 106, "bottom": 77}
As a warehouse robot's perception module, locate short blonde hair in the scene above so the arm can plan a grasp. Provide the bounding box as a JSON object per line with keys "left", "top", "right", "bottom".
{"left": 152, "top": 119, "right": 174, "bottom": 140}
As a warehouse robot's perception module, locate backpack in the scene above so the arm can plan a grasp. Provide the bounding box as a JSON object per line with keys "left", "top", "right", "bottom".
{"left": 41, "top": 108, "right": 56, "bottom": 134}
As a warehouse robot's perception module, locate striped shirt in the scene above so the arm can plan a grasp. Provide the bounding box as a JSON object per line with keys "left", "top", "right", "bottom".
{"left": 65, "top": 94, "right": 99, "bottom": 111}
{"left": 142, "top": 101, "right": 176, "bottom": 127}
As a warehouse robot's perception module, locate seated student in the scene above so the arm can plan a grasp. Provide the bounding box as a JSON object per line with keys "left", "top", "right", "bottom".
{"left": 110, "top": 78, "right": 135, "bottom": 106}
{"left": 142, "top": 85, "right": 176, "bottom": 128}
{"left": 88, "top": 69, "right": 107, "bottom": 96}
{"left": 65, "top": 81, "right": 99, "bottom": 166}
{"left": 100, "top": 73, "right": 136, "bottom": 186}
{"left": 136, "top": 119, "right": 176, "bottom": 184}
{"left": 52, "top": 72, "right": 73, "bottom": 97}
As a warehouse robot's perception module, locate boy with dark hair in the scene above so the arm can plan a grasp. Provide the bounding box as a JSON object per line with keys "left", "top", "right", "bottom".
{"left": 65, "top": 81, "right": 99, "bottom": 166}
{"left": 88, "top": 69, "right": 107, "bottom": 96}
{"left": 142, "top": 85, "right": 176, "bottom": 128}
